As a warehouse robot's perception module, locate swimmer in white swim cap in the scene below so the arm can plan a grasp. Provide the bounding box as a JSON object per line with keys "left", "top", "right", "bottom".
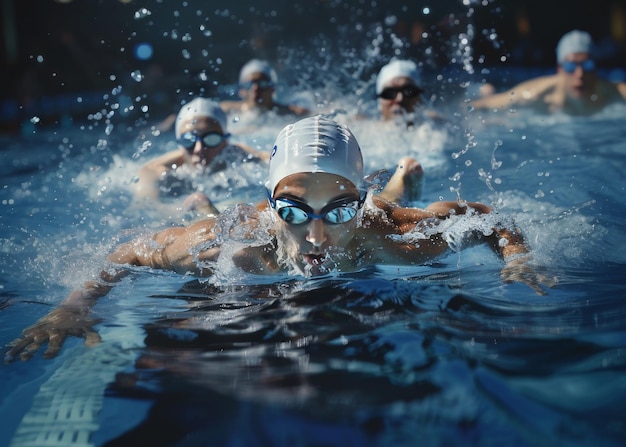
{"left": 268, "top": 115, "right": 364, "bottom": 196}
{"left": 471, "top": 30, "right": 626, "bottom": 115}
{"left": 133, "top": 97, "right": 269, "bottom": 218}
{"left": 375, "top": 59, "right": 446, "bottom": 126}
{"left": 220, "top": 59, "right": 310, "bottom": 117}
{"left": 376, "top": 59, "right": 424, "bottom": 122}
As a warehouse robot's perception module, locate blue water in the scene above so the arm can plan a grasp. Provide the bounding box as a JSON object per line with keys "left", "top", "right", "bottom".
{"left": 2, "top": 99, "right": 625, "bottom": 446}
{"left": 2, "top": 3, "right": 626, "bottom": 442}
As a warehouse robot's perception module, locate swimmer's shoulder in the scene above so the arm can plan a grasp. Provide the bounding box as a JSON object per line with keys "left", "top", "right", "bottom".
{"left": 220, "top": 100, "right": 244, "bottom": 113}
{"left": 272, "top": 102, "right": 310, "bottom": 117}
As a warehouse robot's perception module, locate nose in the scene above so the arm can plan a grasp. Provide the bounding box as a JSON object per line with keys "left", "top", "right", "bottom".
{"left": 305, "top": 218, "right": 327, "bottom": 248}
{"left": 192, "top": 139, "right": 204, "bottom": 155}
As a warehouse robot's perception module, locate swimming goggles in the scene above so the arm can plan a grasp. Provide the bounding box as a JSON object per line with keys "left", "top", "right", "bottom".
{"left": 268, "top": 194, "right": 365, "bottom": 225}
{"left": 240, "top": 79, "right": 274, "bottom": 90}
{"left": 378, "top": 85, "right": 423, "bottom": 100}
{"left": 561, "top": 59, "right": 595, "bottom": 74}
{"left": 176, "top": 131, "right": 230, "bottom": 150}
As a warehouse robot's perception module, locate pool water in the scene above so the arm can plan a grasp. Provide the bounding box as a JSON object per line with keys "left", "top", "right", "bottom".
{"left": 2, "top": 4, "right": 626, "bottom": 435}
{"left": 2, "top": 100, "right": 625, "bottom": 446}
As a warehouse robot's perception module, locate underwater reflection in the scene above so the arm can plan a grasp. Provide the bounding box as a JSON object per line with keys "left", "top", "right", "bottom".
{"left": 100, "top": 275, "right": 626, "bottom": 447}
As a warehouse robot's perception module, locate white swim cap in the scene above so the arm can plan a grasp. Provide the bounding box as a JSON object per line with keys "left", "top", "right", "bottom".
{"left": 376, "top": 59, "right": 422, "bottom": 94}
{"left": 268, "top": 116, "right": 364, "bottom": 195}
{"left": 238, "top": 59, "right": 278, "bottom": 85}
{"left": 175, "top": 97, "right": 228, "bottom": 138}
{"left": 556, "top": 30, "right": 593, "bottom": 63}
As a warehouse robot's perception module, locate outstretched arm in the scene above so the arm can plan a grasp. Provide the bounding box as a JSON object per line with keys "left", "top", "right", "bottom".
{"left": 235, "top": 141, "right": 271, "bottom": 162}
{"left": 380, "top": 199, "right": 555, "bottom": 295}
{"left": 5, "top": 218, "right": 220, "bottom": 362}
{"left": 470, "top": 76, "right": 557, "bottom": 111}
{"left": 435, "top": 201, "right": 556, "bottom": 295}
{"left": 4, "top": 267, "right": 127, "bottom": 362}
{"left": 133, "top": 149, "right": 185, "bottom": 202}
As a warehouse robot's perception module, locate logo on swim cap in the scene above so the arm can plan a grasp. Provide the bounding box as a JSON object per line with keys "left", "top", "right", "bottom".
{"left": 268, "top": 116, "right": 364, "bottom": 195}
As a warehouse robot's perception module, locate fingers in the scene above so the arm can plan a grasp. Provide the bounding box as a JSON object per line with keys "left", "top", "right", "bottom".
{"left": 501, "top": 263, "right": 558, "bottom": 296}
{"left": 5, "top": 322, "right": 102, "bottom": 362}
{"left": 43, "top": 332, "right": 66, "bottom": 359}
{"left": 5, "top": 331, "right": 43, "bottom": 363}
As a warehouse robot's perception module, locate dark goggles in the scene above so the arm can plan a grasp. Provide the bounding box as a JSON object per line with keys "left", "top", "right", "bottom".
{"left": 240, "top": 79, "right": 274, "bottom": 90}
{"left": 561, "top": 59, "right": 595, "bottom": 74}
{"left": 176, "top": 131, "right": 230, "bottom": 150}
{"left": 378, "top": 85, "right": 423, "bottom": 100}
{"left": 269, "top": 194, "right": 365, "bottom": 225}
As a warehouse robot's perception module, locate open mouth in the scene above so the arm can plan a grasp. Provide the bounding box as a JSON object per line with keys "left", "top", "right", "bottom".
{"left": 302, "top": 254, "right": 326, "bottom": 266}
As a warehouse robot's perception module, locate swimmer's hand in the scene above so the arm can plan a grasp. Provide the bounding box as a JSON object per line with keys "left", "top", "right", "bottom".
{"left": 182, "top": 192, "right": 219, "bottom": 216}
{"left": 500, "top": 255, "right": 557, "bottom": 296}
{"left": 4, "top": 305, "right": 102, "bottom": 363}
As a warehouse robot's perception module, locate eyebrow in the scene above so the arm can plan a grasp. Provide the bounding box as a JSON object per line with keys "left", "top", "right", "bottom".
{"left": 275, "top": 193, "right": 360, "bottom": 208}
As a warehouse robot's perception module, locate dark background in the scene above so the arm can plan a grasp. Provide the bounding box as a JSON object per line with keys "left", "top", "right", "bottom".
{"left": 1, "top": 0, "right": 625, "bottom": 133}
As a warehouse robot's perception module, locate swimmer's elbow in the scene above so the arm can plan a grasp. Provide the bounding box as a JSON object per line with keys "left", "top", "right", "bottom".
{"left": 107, "top": 243, "right": 141, "bottom": 266}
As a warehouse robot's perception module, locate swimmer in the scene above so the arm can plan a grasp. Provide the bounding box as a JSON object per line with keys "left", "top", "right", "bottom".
{"left": 470, "top": 30, "right": 626, "bottom": 115}
{"left": 133, "top": 97, "right": 269, "bottom": 217}
{"left": 5, "top": 116, "right": 554, "bottom": 363}
{"left": 220, "top": 59, "right": 310, "bottom": 117}
{"left": 376, "top": 59, "right": 445, "bottom": 127}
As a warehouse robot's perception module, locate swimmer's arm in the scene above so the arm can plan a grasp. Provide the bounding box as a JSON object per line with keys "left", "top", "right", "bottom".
{"left": 107, "top": 219, "right": 220, "bottom": 275}
{"left": 219, "top": 100, "right": 242, "bottom": 113}
{"left": 615, "top": 81, "right": 626, "bottom": 100}
{"left": 484, "top": 216, "right": 557, "bottom": 296}
{"left": 428, "top": 201, "right": 555, "bottom": 294}
{"left": 385, "top": 200, "right": 554, "bottom": 295}
{"left": 235, "top": 141, "right": 270, "bottom": 162}
{"left": 133, "top": 150, "right": 185, "bottom": 201}
{"left": 470, "top": 76, "right": 556, "bottom": 110}
{"left": 5, "top": 220, "right": 220, "bottom": 363}
{"left": 4, "top": 266, "right": 128, "bottom": 362}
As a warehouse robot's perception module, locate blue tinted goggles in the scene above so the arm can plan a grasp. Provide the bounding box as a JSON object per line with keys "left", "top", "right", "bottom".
{"left": 176, "top": 131, "right": 230, "bottom": 151}
{"left": 268, "top": 193, "right": 365, "bottom": 225}
{"left": 561, "top": 59, "right": 595, "bottom": 74}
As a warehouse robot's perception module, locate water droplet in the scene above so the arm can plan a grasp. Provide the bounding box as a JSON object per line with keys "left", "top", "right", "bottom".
{"left": 134, "top": 8, "right": 152, "bottom": 20}
{"left": 130, "top": 70, "right": 144, "bottom": 82}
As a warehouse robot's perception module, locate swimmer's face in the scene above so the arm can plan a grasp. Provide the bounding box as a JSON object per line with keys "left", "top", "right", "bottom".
{"left": 558, "top": 52, "right": 597, "bottom": 99}
{"left": 239, "top": 72, "right": 275, "bottom": 108}
{"left": 177, "top": 116, "right": 227, "bottom": 167}
{"left": 378, "top": 76, "right": 423, "bottom": 121}
{"left": 272, "top": 173, "right": 362, "bottom": 274}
